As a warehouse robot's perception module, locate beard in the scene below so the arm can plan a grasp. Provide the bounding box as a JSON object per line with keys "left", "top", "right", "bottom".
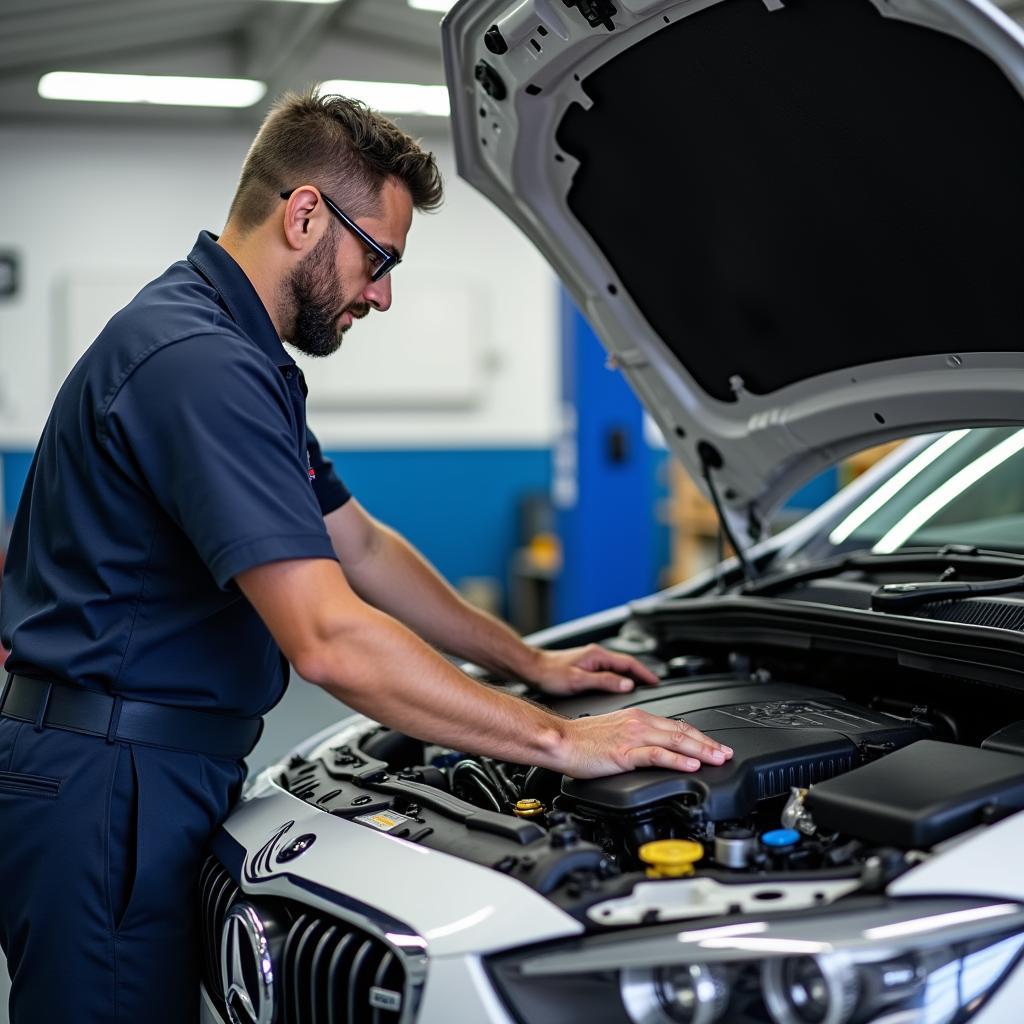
{"left": 283, "top": 228, "right": 369, "bottom": 358}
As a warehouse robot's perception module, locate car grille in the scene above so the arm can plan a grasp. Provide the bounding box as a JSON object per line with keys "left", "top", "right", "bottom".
{"left": 199, "top": 854, "right": 407, "bottom": 1023}
{"left": 199, "top": 855, "right": 241, "bottom": 1009}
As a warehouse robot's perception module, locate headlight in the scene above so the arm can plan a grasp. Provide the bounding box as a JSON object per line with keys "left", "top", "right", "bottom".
{"left": 621, "top": 962, "right": 729, "bottom": 1024}
{"left": 487, "top": 898, "right": 1024, "bottom": 1024}
{"left": 762, "top": 953, "right": 859, "bottom": 1024}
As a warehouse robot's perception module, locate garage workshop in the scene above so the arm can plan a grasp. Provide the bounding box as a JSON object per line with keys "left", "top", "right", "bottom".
{"left": 5, "top": 1, "right": 1024, "bottom": 1023}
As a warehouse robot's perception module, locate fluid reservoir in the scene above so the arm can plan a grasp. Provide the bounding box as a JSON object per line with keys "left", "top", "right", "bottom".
{"left": 760, "top": 829, "right": 801, "bottom": 867}
{"left": 761, "top": 828, "right": 801, "bottom": 850}
{"left": 714, "top": 827, "right": 756, "bottom": 869}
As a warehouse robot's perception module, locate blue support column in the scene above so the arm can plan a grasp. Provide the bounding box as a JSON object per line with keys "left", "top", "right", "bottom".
{"left": 553, "top": 290, "right": 658, "bottom": 622}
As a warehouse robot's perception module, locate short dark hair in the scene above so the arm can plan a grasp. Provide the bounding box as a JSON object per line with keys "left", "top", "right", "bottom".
{"left": 227, "top": 87, "right": 444, "bottom": 231}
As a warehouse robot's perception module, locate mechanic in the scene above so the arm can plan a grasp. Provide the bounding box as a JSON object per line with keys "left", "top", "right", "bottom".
{"left": 0, "top": 88, "right": 732, "bottom": 1023}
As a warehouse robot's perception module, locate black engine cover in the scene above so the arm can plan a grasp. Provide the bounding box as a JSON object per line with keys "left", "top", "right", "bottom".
{"left": 806, "top": 739, "right": 1024, "bottom": 847}
{"left": 561, "top": 681, "right": 930, "bottom": 821}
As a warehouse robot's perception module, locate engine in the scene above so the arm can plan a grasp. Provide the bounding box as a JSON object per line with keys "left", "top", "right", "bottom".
{"left": 276, "top": 646, "right": 1024, "bottom": 914}
{"left": 556, "top": 680, "right": 929, "bottom": 859}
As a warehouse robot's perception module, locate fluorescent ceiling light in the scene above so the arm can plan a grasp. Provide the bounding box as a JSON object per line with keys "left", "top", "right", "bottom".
{"left": 38, "top": 72, "right": 266, "bottom": 108}
{"left": 408, "top": 0, "right": 457, "bottom": 11}
{"left": 320, "top": 79, "right": 450, "bottom": 116}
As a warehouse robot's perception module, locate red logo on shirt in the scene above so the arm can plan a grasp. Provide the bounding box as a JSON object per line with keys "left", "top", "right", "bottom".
{"left": 307, "top": 449, "right": 316, "bottom": 483}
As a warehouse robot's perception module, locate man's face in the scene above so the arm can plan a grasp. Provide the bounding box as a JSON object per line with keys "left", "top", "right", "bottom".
{"left": 284, "top": 223, "right": 360, "bottom": 358}
{"left": 283, "top": 179, "right": 413, "bottom": 358}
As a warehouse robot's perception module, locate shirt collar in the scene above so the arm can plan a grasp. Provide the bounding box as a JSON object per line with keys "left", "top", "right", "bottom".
{"left": 186, "top": 231, "right": 295, "bottom": 368}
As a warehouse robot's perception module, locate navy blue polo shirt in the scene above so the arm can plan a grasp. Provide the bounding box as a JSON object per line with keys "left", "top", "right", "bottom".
{"left": 0, "top": 232, "right": 350, "bottom": 717}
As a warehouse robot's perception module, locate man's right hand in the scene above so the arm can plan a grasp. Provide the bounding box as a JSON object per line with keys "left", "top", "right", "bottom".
{"left": 556, "top": 708, "right": 734, "bottom": 779}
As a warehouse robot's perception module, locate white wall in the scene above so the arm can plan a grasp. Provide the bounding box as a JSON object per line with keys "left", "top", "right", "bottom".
{"left": 0, "top": 122, "right": 559, "bottom": 450}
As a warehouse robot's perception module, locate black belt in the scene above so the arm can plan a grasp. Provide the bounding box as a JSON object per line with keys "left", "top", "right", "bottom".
{"left": 0, "top": 674, "right": 263, "bottom": 761}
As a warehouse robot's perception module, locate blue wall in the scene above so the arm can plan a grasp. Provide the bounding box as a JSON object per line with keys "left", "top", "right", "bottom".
{"left": 555, "top": 295, "right": 663, "bottom": 621}
{"left": 322, "top": 448, "right": 551, "bottom": 596}
{"left": 0, "top": 437, "right": 834, "bottom": 624}
{"left": 1, "top": 448, "right": 551, "bottom": 613}
{"left": 788, "top": 466, "right": 840, "bottom": 511}
{"left": 1, "top": 452, "right": 32, "bottom": 540}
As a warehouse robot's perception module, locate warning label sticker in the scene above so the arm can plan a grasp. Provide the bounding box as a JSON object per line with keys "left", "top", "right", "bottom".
{"left": 354, "top": 809, "right": 412, "bottom": 832}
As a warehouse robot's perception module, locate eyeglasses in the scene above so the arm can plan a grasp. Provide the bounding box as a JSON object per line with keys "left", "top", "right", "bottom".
{"left": 280, "top": 188, "right": 401, "bottom": 282}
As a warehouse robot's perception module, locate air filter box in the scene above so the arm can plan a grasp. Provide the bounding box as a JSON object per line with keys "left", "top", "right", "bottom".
{"left": 805, "top": 740, "right": 1024, "bottom": 848}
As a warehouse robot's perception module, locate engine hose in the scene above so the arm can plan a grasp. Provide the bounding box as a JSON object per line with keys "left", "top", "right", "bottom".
{"left": 480, "top": 758, "right": 520, "bottom": 806}
{"left": 451, "top": 760, "right": 503, "bottom": 813}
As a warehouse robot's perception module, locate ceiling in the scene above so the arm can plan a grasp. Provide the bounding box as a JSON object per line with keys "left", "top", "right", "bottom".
{"left": 0, "top": 0, "right": 450, "bottom": 128}
{"left": 1, "top": 0, "right": 1023, "bottom": 129}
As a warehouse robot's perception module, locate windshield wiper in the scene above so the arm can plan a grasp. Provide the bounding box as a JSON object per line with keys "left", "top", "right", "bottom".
{"left": 743, "top": 546, "right": 1024, "bottom": 600}
{"left": 871, "top": 573, "right": 1024, "bottom": 613}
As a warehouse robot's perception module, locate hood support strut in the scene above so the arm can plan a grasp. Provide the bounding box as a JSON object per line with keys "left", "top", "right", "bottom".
{"left": 699, "top": 441, "right": 756, "bottom": 585}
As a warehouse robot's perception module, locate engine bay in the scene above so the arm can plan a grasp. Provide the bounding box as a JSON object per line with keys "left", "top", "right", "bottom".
{"left": 276, "top": 606, "right": 1024, "bottom": 922}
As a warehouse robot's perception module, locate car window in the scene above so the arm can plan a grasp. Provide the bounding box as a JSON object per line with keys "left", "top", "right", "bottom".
{"left": 795, "top": 426, "right": 1024, "bottom": 560}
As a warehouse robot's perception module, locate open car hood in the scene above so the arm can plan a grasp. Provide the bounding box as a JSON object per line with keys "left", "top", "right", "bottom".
{"left": 442, "top": 0, "right": 1024, "bottom": 540}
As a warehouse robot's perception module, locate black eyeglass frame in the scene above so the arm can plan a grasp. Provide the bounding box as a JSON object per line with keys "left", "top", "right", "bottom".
{"left": 280, "top": 188, "right": 401, "bottom": 282}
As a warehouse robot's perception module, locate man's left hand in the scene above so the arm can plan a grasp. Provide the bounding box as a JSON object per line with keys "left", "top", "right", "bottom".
{"left": 524, "top": 644, "right": 661, "bottom": 695}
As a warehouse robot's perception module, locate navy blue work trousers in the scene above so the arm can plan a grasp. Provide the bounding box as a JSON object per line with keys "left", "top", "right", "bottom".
{"left": 0, "top": 716, "right": 244, "bottom": 1023}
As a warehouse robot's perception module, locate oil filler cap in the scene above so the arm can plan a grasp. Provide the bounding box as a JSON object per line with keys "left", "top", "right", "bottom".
{"left": 639, "top": 839, "right": 703, "bottom": 878}
{"left": 514, "top": 798, "right": 544, "bottom": 818}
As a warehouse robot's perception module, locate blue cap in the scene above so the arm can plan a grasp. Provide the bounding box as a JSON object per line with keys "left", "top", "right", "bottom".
{"left": 761, "top": 828, "right": 801, "bottom": 848}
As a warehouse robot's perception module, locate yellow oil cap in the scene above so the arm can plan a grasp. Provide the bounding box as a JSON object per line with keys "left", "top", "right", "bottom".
{"left": 514, "top": 798, "right": 545, "bottom": 818}
{"left": 639, "top": 839, "right": 704, "bottom": 878}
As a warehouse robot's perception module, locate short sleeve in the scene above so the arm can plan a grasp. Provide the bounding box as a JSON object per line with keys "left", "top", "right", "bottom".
{"left": 103, "top": 334, "right": 337, "bottom": 588}
{"left": 306, "top": 426, "right": 351, "bottom": 516}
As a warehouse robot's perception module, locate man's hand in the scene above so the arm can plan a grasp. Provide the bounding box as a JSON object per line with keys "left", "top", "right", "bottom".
{"left": 557, "top": 707, "right": 734, "bottom": 778}
{"left": 523, "top": 643, "right": 661, "bottom": 695}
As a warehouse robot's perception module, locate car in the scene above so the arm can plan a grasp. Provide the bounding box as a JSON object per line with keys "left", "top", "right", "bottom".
{"left": 199, "top": 1, "right": 1024, "bottom": 1022}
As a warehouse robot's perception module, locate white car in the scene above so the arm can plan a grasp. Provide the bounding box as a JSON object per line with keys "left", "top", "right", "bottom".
{"left": 200, "top": 1, "right": 1024, "bottom": 1022}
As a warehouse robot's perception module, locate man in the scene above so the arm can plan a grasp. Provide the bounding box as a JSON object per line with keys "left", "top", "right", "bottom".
{"left": 0, "top": 89, "right": 731, "bottom": 1022}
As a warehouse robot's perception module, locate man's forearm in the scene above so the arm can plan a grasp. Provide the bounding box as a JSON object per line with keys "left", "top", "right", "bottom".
{"left": 306, "top": 605, "right": 726, "bottom": 779}
{"left": 303, "top": 601, "right": 564, "bottom": 765}
{"left": 340, "top": 520, "right": 539, "bottom": 678}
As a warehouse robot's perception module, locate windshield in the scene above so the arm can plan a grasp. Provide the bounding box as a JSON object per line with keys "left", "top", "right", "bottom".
{"left": 792, "top": 426, "right": 1024, "bottom": 562}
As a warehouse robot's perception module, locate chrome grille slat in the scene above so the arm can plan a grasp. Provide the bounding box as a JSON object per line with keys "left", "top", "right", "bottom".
{"left": 326, "top": 932, "right": 357, "bottom": 1021}
{"left": 347, "top": 939, "right": 376, "bottom": 1024}
{"left": 299, "top": 916, "right": 337, "bottom": 1022}
{"left": 198, "top": 858, "right": 219, "bottom": 993}
{"left": 371, "top": 951, "right": 396, "bottom": 1024}
{"left": 280, "top": 912, "right": 310, "bottom": 1024}
{"left": 290, "top": 915, "right": 325, "bottom": 1024}
{"left": 200, "top": 863, "right": 217, "bottom": 964}
{"left": 210, "top": 870, "right": 238, "bottom": 990}
{"left": 309, "top": 923, "right": 338, "bottom": 1022}
{"left": 198, "top": 855, "right": 240, "bottom": 1005}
